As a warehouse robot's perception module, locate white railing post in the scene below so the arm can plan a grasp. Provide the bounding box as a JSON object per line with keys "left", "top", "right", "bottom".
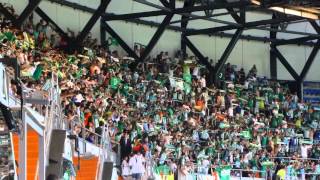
{"left": 38, "top": 135, "right": 46, "bottom": 180}
{"left": 19, "top": 109, "right": 27, "bottom": 180}
{"left": 9, "top": 133, "right": 18, "bottom": 180}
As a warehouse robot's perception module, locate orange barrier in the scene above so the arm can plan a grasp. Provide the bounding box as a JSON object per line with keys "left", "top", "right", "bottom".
{"left": 73, "top": 156, "right": 99, "bottom": 180}
{"left": 13, "top": 131, "right": 39, "bottom": 180}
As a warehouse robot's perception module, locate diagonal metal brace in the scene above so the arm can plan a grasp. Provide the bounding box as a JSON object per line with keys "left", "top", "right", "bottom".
{"left": 130, "top": 13, "right": 174, "bottom": 69}
{"left": 101, "top": 21, "right": 140, "bottom": 60}
{"left": 16, "top": 0, "right": 42, "bottom": 27}
{"left": 76, "top": 0, "right": 111, "bottom": 45}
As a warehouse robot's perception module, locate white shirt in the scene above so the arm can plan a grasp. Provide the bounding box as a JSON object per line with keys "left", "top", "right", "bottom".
{"left": 75, "top": 93, "right": 84, "bottom": 103}
{"left": 202, "top": 159, "right": 210, "bottom": 168}
{"left": 228, "top": 107, "right": 233, "bottom": 117}
{"left": 129, "top": 154, "right": 145, "bottom": 174}
{"left": 122, "top": 160, "right": 131, "bottom": 176}
{"left": 193, "top": 67, "right": 199, "bottom": 77}
{"left": 200, "top": 78, "right": 206, "bottom": 88}
{"left": 301, "top": 145, "right": 310, "bottom": 158}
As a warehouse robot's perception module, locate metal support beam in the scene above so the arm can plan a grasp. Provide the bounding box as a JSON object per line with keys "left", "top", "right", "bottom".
{"left": 159, "top": 0, "right": 170, "bottom": 8}
{"left": 140, "top": 14, "right": 174, "bottom": 59}
{"left": 130, "top": 13, "right": 174, "bottom": 69}
{"left": 134, "top": 0, "right": 250, "bottom": 13}
{"left": 300, "top": 40, "right": 320, "bottom": 81}
{"left": 16, "top": 0, "right": 42, "bottom": 27}
{"left": 34, "top": 7, "right": 69, "bottom": 40}
{"left": 299, "top": 21, "right": 320, "bottom": 82}
{"left": 270, "top": 13, "right": 278, "bottom": 80}
{"left": 101, "top": 21, "right": 139, "bottom": 60}
{"left": 272, "top": 36, "right": 318, "bottom": 46}
{"left": 185, "top": 16, "right": 304, "bottom": 36}
{"left": 169, "top": 0, "right": 175, "bottom": 9}
{"left": 186, "top": 25, "right": 240, "bottom": 36}
{"left": 100, "top": 18, "right": 107, "bottom": 47}
{"left": 104, "top": 10, "right": 168, "bottom": 21}
{"left": 0, "top": 4, "right": 17, "bottom": 24}
{"left": 76, "top": 0, "right": 111, "bottom": 45}
{"left": 239, "top": 0, "right": 245, "bottom": 24}
{"left": 271, "top": 46, "right": 300, "bottom": 81}
{"left": 181, "top": 0, "right": 195, "bottom": 58}
{"left": 214, "top": 28, "right": 243, "bottom": 84}
{"left": 219, "top": 0, "right": 242, "bottom": 24}
{"left": 309, "top": 20, "right": 320, "bottom": 34}
{"left": 183, "top": 36, "right": 213, "bottom": 70}
{"left": 48, "top": 0, "right": 318, "bottom": 46}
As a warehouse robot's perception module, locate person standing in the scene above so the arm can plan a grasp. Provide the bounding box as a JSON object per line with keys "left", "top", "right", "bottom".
{"left": 122, "top": 156, "right": 131, "bottom": 180}
{"left": 120, "top": 132, "right": 132, "bottom": 161}
{"left": 129, "top": 151, "right": 145, "bottom": 180}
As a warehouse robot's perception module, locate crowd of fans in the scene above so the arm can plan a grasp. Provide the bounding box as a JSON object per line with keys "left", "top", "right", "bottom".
{"left": 2, "top": 4, "right": 320, "bottom": 180}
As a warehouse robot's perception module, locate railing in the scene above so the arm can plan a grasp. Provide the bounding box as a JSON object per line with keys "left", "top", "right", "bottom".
{"left": 153, "top": 167, "right": 320, "bottom": 180}
{"left": 44, "top": 72, "right": 60, "bottom": 168}
{"left": 231, "top": 169, "right": 268, "bottom": 180}
{"left": 68, "top": 118, "right": 114, "bottom": 179}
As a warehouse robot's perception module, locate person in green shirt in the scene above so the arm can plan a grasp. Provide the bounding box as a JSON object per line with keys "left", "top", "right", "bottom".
{"left": 216, "top": 164, "right": 232, "bottom": 180}
{"left": 248, "top": 97, "right": 254, "bottom": 112}
{"left": 271, "top": 116, "right": 278, "bottom": 129}
{"left": 110, "top": 76, "right": 121, "bottom": 90}
{"left": 261, "top": 135, "right": 269, "bottom": 148}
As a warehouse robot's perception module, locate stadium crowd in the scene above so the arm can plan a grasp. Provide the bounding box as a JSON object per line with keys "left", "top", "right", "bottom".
{"left": 1, "top": 4, "right": 320, "bottom": 180}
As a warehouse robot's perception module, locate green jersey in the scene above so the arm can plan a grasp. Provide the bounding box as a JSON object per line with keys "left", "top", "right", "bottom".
{"left": 216, "top": 165, "right": 232, "bottom": 180}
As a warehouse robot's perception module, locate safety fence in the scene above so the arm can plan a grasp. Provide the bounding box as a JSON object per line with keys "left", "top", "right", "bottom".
{"left": 151, "top": 169, "right": 266, "bottom": 180}
{"left": 151, "top": 169, "right": 320, "bottom": 180}
{"left": 148, "top": 156, "right": 320, "bottom": 180}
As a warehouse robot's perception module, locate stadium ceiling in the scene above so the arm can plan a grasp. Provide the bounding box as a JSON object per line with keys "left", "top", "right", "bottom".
{"left": 0, "top": 0, "right": 320, "bottom": 88}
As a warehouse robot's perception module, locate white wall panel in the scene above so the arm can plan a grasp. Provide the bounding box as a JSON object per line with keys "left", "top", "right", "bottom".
{"left": 6, "top": 0, "right": 320, "bottom": 81}
{"left": 7, "top": 0, "right": 28, "bottom": 15}
{"left": 277, "top": 45, "right": 309, "bottom": 80}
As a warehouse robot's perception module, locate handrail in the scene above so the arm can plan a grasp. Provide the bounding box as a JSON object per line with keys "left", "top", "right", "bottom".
{"left": 44, "top": 72, "right": 60, "bottom": 165}
{"left": 97, "top": 126, "right": 107, "bottom": 180}
{"left": 9, "top": 133, "right": 17, "bottom": 180}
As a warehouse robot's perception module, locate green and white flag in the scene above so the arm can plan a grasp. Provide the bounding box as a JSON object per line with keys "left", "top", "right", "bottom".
{"left": 33, "top": 65, "right": 43, "bottom": 80}
{"left": 240, "top": 130, "right": 251, "bottom": 139}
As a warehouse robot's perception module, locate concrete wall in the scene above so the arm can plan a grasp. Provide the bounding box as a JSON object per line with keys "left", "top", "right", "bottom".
{"left": 6, "top": 0, "right": 320, "bottom": 81}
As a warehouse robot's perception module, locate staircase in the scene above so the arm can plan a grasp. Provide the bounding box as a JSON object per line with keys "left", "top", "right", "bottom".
{"left": 13, "top": 130, "right": 39, "bottom": 180}
{"left": 73, "top": 156, "right": 99, "bottom": 180}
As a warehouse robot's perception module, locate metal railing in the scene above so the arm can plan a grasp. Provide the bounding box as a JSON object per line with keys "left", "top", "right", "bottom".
{"left": 67, "top": 118, "right": 114, "bottom": 179}
{"left": 231, "top": 169, "right": 268, "bottom": 179}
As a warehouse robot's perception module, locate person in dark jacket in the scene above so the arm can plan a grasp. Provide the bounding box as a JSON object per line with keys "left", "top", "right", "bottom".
{"left": 95, "top": 121, "right": 105, "bottom": 144}
{"left": 120, "top": 131, "right": 132, "bottom": 161}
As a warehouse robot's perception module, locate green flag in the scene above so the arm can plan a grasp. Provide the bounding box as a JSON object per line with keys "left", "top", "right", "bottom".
{"left": 67, "top": 55, "right": 76, "bottom": 63}
{"left": 0, "top": 33, "right": 7, "bottom": 42}
{"left": 240, "top": 130, "right": 251, "bottom": 139}
{"left": 108, "top": 37, "right": 119, "bottom": 46}
{"left": 33, "top": 65, "right": 43, "bottom": 80}
{"left": 4, "top": 31, "right": 15, "bottom": 42}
